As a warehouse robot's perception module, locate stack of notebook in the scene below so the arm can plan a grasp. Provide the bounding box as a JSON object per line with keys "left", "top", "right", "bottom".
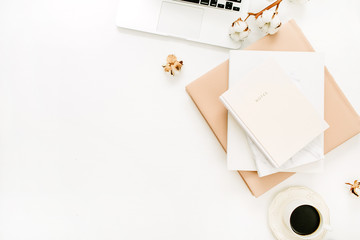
{"left": 221, "top": 51, "right": 328, "bottom": 177}
{"left": 186, "top": 20, "right": 360, "bottom": 197}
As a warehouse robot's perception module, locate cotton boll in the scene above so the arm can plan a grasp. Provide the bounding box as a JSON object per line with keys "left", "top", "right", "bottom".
{"left": 234, "top": 20, "right": 248, "bottom": 32}
{"left": 270, "top": 14, "right": 281, "bottom": 28}
{"left": 229, "top": 26, "right": 236, "bottom": 34}
{"left": 268, "top": 26, "right": 280, "bottom": 35}
{"left": 261, "top": 10, "right": 274, "bottom": 23}
{"left": 229, "top": 19, "right": 250, "bottom": 42}
{"left": 260, "top": 24, "right": 270, "bottom": 33}
{"left": 239, "top": 30, "right": 250, "bottom": 39}
{"left": 256, "top": 10, "right": 282, "bottom": 35}
{"left": 256, "top": 16, "right": 265, "bottom": 28}
{"left": 233, "top": 24, "right": 242, "bottom": 32}
{"left": 230, "top": 32, "right": 241, "bottom": 42}
{"left": 162, "top": 54, "right": 183, "bottom": 76}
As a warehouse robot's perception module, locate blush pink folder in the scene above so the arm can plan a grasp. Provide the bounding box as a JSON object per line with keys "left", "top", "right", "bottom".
{"left": 186, "top": 20, "right": 360, "bottom": 197}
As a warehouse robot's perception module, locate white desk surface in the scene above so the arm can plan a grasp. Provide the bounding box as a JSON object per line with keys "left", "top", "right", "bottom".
{"left": 0, "top": 0, "right": 359, "bottom": 239}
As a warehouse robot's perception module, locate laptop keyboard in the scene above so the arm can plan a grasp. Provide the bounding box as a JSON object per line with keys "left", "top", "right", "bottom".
{"left": 179, "top": 0, "right": 242, "bottom": 11}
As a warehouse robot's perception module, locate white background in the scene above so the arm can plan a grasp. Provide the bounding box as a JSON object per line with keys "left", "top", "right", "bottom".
{"left": 0, "top": 0, "right": 359, "bottom": 239}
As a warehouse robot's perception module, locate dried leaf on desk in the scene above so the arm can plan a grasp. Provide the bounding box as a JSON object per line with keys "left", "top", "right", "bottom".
{"left": 162, "top": 54, "right": 183, "bottom": 76}
{"left": 345, "top": 180, "right": 360, "bottom": 197}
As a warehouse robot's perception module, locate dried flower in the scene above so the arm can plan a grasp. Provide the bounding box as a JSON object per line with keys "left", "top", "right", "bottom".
{"left": 346, "top": 180, "right": 360, "bottom": 197}
{"left": 229, "top": 19, "right": 250, "bottom": 42}
{"left": 162, "top": 54, "right": 183, "bottom": 76}
{"left": 229, "top": 0, "right": 285, "bottom": 41}
{"left": 256, "top": 10, "right": 282, "bottom": 35}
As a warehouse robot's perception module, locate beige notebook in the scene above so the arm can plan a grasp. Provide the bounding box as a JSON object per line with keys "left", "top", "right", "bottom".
{"left": 220, "top": 60, "right": 328, "bottom": 167}
{"left": 186, "top": 20, "right": 360, "bottom": 197}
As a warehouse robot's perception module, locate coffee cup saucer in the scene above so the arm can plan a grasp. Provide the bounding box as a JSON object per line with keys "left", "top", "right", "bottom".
{"left": 268, "top": 186, "right": 330, "bottom": 240}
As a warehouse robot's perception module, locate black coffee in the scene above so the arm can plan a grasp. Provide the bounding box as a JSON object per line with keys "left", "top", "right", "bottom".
{"left": 290, "top": 205, "right": 320, "bottom": 236}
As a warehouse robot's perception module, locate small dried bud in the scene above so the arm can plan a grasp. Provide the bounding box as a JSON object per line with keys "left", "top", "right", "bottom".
{"left": 346, "top": 180, "right": 360, "bottom": 197}
{"left": 162, "top": 54, "right": 183, "bottom": 76}
{"left": 166, "top": 54, "right": 178, "bottom": 65}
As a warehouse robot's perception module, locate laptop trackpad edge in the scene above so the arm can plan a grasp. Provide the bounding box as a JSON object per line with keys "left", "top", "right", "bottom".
{"left": 157, "top": 2, "right": 204, "bottom": 39}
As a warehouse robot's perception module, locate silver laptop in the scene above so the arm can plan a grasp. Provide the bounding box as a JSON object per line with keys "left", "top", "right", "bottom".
{"left": 116, "top": 0, "right": 250, "bottom": 49}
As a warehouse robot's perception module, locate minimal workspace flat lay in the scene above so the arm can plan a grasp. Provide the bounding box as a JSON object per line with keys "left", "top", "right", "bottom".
{"left": 0, "top": 0, "right": 359, "bottom": 239}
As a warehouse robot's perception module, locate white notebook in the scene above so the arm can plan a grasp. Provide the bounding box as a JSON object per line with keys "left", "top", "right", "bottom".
{"left": 224, "top": 51, "right": 326, "bottom": 173}
{"left": 220, "top": 56, "right": 328, "bottom": 168}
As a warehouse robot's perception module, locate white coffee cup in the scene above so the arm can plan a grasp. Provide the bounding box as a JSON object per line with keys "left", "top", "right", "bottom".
{"left": 283, "top": 200, "right": 331, "bottom": 239}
